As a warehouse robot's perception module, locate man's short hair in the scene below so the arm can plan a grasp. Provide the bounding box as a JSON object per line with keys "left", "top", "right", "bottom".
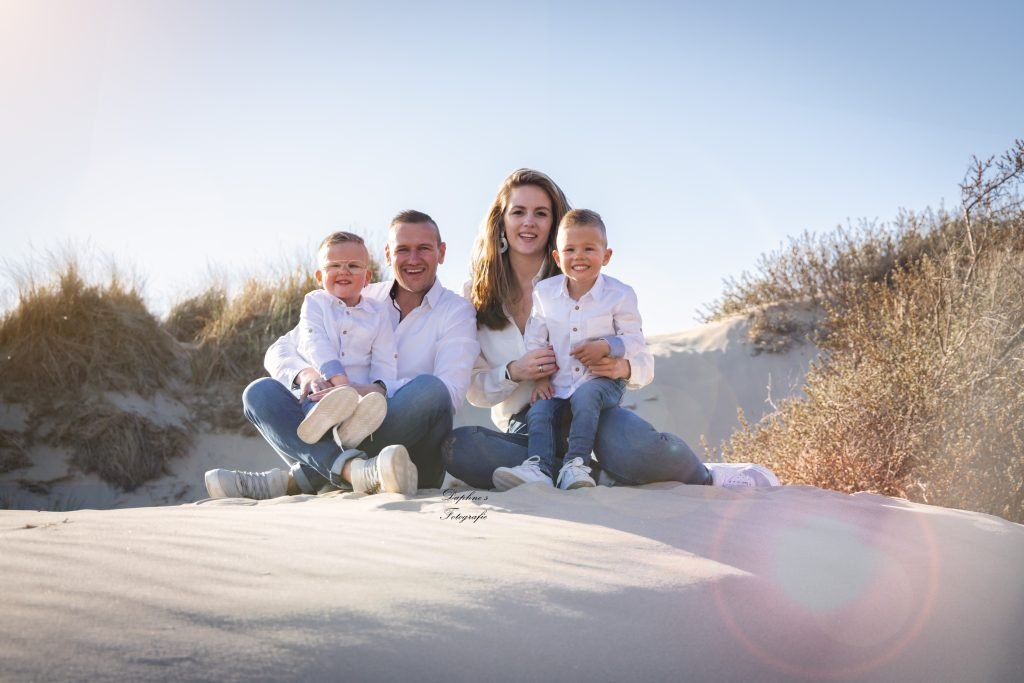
{"left": 559, "top": 208, "right": 606, "bottom": 239}
{"left": 389, "top": 209, "right": 442, "bottom": 243}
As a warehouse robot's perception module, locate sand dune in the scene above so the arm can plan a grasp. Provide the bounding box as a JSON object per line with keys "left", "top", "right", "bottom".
{"left": 2, "top": 311, "right": 1021, "bottom": 681}
{"left": 1, "top": 484, "right": 1021, "bottom": 682}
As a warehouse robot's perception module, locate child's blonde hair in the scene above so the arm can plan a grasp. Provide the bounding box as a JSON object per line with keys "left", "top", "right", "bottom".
{"left": 559, "top": 209, "right": 606, "bottom": 240}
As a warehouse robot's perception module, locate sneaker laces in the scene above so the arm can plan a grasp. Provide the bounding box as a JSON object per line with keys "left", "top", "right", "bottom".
{"left": 557, "top": 457, "right": 591, "bottom": 486}
{"left": 234, "top": 470, "right": 276, "bottom": 500}
{"left": 355, "top": 458, "right": 382, "bottom": 494}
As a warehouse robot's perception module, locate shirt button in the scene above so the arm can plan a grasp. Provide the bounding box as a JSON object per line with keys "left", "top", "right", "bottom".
{"left": 575, "top": 306, "right": 580, "bottom": 310}
{"left": 342, "top": 331, "right": 347, "bottom": 335}
{"left": 572, "top": 327, "right": 577, "bottom": 332}
{"left": 574, "top": 367, "right": 580, "bottom": 372}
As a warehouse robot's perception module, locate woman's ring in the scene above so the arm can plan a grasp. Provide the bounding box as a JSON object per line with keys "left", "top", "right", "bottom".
{"left": 538, "top": 364, "right": 544, "bottom": 371}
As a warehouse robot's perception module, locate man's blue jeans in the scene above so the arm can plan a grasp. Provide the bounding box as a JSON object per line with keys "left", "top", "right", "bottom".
{"left": 243, "top": 374, "right": 453, "bottom": 493}
{"left": 527, "top": 377, "right": 625, "bottom": 477}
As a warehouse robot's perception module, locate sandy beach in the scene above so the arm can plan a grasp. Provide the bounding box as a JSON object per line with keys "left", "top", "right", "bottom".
{"left": 2, "top": 483, "right": 1022, "bottom": 682}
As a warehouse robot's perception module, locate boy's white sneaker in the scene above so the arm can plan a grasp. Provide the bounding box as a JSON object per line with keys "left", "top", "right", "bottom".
{"left": 297, "top": 386, "right": 359, "bottom": 444}
{"left": 204, "top": 468, "right": 289, "bottom": 500}
{"left": 557, "top": 457, "right": 596, "bottom": 490}
{"left": 492, "top": 455, "right": 554, "bottom": 491}
{"left": 708, "top": 462, "right": 781, "bottom": 488}
{"left": 332, "top": 392, "right": 388, "bottom": 450}
{"left": 349, "top": 445, "right": 418, "bottom": 495}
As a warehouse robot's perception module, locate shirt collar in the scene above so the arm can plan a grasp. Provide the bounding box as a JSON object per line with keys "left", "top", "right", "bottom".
{"left": 388, "top": 277, "right": 444, "bottom": 310}
{"left": 557, "top": 273, "right": 606, "bottom": 301}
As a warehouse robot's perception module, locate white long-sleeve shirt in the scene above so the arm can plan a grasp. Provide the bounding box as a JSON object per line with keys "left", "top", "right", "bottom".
{"left": 266, "top": 278, "right": 478, "bottom": 412}
{"left": 296, "top": 289, "right": 397, "bottom": 386}
{"left": 466, "top": 276, "right": 654, "bottom": 430}
{"left": 524, "top": 273, "right": 651, "bottom": 399}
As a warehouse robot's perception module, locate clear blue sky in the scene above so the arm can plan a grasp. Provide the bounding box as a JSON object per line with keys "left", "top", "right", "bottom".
{"left": 2, "top": 0, "right": 1021, "bottom": 334}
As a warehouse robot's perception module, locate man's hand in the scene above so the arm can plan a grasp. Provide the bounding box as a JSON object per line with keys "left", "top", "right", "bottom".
{"left": 531, "top": 378, "right": 554, "bottom": 403}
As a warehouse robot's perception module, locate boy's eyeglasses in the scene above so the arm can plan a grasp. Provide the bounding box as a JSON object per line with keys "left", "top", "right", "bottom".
{"left": 326, "top": 261, "right": 368, "bottom": 274}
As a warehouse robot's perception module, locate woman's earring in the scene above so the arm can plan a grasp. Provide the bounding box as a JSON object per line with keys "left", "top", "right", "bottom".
{"left": 499, "top": 232, "right": 509, "bottom": 254}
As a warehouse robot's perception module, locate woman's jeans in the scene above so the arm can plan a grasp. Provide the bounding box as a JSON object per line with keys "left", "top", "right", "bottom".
{"left": 243, "top": 375, "right": 453, "bottom": 493}
{"left": 444, "top": 402, "right": 712, "bottom": 490}
{"left": 527, "top": 378, "right": 625, "bottom": 476}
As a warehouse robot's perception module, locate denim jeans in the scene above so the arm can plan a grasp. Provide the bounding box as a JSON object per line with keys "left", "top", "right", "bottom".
{"left": 444, "top": 404, "right": 712, "bottom": 490}
{"left": 243, "top": 374, "right": 453, "bottom": 493}
{"left": 527, "top": 378, "right": 625, "bottom": 476}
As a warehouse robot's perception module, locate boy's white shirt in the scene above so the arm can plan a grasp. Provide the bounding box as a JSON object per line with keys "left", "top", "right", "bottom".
{"left": 466, "top": 275, "right": 654, "bottom": 430}
{"left": 296, "top": 289, "right": 397, "bottom": 387}
{"left": 524, "top": 273, "right": 651, "bottom": 400}
{"left": 265, "top": 277, "right": 479, "bottom": 413}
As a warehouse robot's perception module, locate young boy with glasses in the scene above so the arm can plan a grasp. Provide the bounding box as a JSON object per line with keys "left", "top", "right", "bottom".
{"left": 295, "top": 231, "right": 397, "bottom": 451}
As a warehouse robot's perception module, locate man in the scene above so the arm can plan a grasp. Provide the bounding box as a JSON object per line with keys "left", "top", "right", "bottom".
{"left": 205, "top": 210, "right": 479, "bottom": 499}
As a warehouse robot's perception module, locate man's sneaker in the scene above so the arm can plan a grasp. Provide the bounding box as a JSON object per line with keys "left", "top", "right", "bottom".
{"left": 557, "top": 457, "right": 597, "bottom": 490}
{"left": 297, "top": 386, "right": 359, "bottom": 444}
{"left": 204, "top": 468, "right": 289, "bottom": 500}
{"left": 708, "top": 462, "right": 781, "bottom": 488}
{"left": 492, "top": 455, "right": 554, "bottom": 491}
{"left": 332, "top": 392, "right": 387, "bottom": 450}
{"left": 349, "top": 445, "right": 418, "bottom": 495}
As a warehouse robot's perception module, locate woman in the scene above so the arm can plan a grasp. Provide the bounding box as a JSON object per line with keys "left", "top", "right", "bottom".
{"left": 444, "top": 169, "right": 773, "bottom": 489}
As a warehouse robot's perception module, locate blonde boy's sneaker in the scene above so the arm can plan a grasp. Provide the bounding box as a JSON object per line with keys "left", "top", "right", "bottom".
{"left": 205, "top": 468, "right": 289, "bottom": 500}
{"left": 557, "top": 457, "right": 596, "bottom": 490}
{"left": 708, "top": 462, "right": 781, "bottom": 488}
{"left": 297, "top": 386, "right": 359, "bottom": 444}
{"left": 349, "top": 445, "right": 418, "bottom": 495}
{"left": 332, "top": 392, "right": 388, "bottom": 450}
{"left": 492, "top": 455, "right": 554, "bottom": 491}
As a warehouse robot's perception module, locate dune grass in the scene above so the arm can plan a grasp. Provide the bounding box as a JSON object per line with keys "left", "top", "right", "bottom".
{"left": 717, "top": 140, "right": 1024, "bottom": 522}
{"left": 0, "top": 261, "right": 183, "bottom": 401}
{"left": 0, "top": 257, "right": 191, "bottom": 489}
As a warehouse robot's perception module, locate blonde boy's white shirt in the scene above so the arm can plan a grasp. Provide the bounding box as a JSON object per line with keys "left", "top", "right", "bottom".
{"left": 296, "top": 289, "right": 397, "bottom": 386}
{"left": 524, "top": 273, "right": 652, "bottom": 399}
{"left": 266, "top": 277, "right": 478, "bottom": 412}
{"left": 465, "top": 274, "right": 653, "bottom": 431}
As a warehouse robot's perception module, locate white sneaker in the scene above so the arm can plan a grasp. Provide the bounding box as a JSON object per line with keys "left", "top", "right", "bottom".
{"left": 204, "top": 468, "right": 289, "bottom": 500}
{"left": 557, "top": 457, "right": 596, "bottom": 490}
{"left": 708, "top": 462, "right": 781, "bottom": 488}
{"left": 332, "top": 392, "right": 387, "bottom": 450}
{"left": 297, "top": 386, "right": 359, "bottom": 444}
{"left": 349, "top": 445, "right": 418, "bottom": 495}
{"left": 492, "top": 455, "right": 554, "bottom": 491}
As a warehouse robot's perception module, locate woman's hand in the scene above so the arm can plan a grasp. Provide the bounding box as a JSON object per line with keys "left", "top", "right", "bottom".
{"left": 507, "top": 346, "right": 558, "bottom": 382}
{"left": 587, "top": 356, "right": 631, "bottom": 380}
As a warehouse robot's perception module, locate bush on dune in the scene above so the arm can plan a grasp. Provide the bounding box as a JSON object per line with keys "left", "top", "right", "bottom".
{"left": 719, "top": 140, "right": 1024, "bottom": 522}
{"left": 0, "top": 257, "right": 191, "bottom": 490}
{"left": 0, "top": 262, "right": 182, "bottom": 401}
{"left": 163, "top": 285, "right": 227, "bottom": 343}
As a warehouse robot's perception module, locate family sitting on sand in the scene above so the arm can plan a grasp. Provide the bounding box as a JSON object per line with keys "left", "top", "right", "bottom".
{"left": 204, "top": 169, "right": 780, "bottom": 500}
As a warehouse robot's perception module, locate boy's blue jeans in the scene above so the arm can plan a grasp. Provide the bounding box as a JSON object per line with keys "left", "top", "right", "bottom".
{"left": 243, "top": 375, "right": 452, "bottom": 492}
{"left": 526, "top": 377, "right": 626, "bottom": 477}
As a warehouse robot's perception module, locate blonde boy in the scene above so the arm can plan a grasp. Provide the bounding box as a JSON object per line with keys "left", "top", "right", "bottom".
{"left": 295, "top": 231, "right": 397, "bottom": 450}
{"left": 493, "top": 209, "right": 650, "bottom": 490}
